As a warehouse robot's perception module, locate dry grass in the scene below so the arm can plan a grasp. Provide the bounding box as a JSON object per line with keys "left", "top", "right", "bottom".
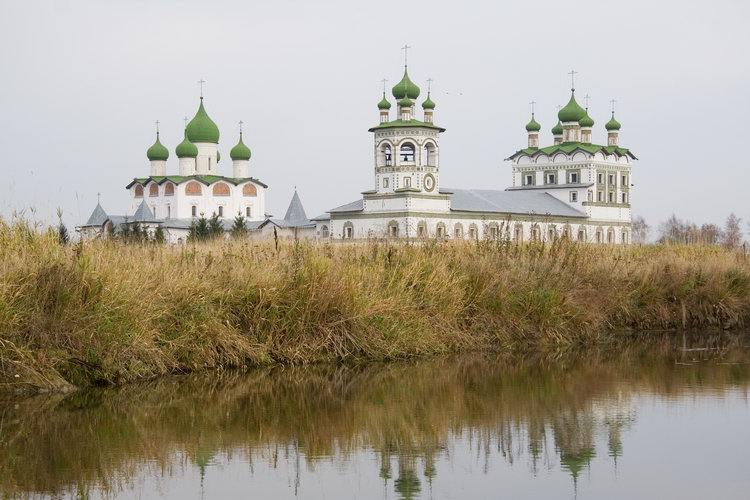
{"left": 1, "top": 217, "right": 749, "bottom": 391}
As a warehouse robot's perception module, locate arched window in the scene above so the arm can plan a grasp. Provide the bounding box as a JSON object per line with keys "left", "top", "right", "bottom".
{"left": 607, "top": 229, "right": 615, "bottom": 244}
{"left": 164, "top": 183, "right": 175, "bottom": 196}
{"left": 185, "top": 181, "right": 202, "bottom": 195}
{"left": 320, "top": 225, "right": 329, "bottom": 238}
{"left": 454, "top": 223, "right": 464, "bottom": 239}
{"left": 547, "top": 226, "right": 556, "bottom": 242}
{"left": 243, "top": 184, "right": 257, "bottom": 197}
{"left": 400, "top": 142, "right": 415, "bottom": 163}
{"left": 436, "top": 222, "right": 446, "bottom": 239}
{"left": 381, "top": 143, "right": 393, "bottom": 167}
{"left": 514, "top": 224, "right": 523, "bottom": 242}
{"left": 596, "top": 229, "right": 603, "bottom": 243}
{"left": 468, "top": 224, "right": 478, "bottom": 240}
{"left": 423, "top": 142, "right": 437, "bottom": 167}
{"left": 486, "top": 223, "right": 499, "bottom": 240}
{"left": 562, "top": 225, "right": 571, "bottom": 239}
{"left": 388, "top": 220, "right": 399, "bottom": 238}
{"left": 213, "top": 183, "right": 230, "bottom": 196}
{"left": 417, "top": 220, "right": 427, "bottom": 238}
{"left": 577, "top": 227, "right": 587, "bottom": 242}
{"left": 343, "top": 221, "right": 354, "bottom": 239}
{"left": 149, "top": 184, "right": 159, "bottom": 197}
{"left": 134, "top": 185, "right": 144, "bottom": 197}
{"left": 531, "top": 224, "right": 541, "bottom": 242}
{"left": 621, "top": 231, "right": 629, "bottom": 245}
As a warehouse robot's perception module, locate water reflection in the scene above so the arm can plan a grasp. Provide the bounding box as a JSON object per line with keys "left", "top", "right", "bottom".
{"left": 0, "top": 334, "right": 748, "bottom": 499}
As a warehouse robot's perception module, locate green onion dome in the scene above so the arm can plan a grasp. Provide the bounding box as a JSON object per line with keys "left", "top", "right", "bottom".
{"left": 558, "top": 92, "right": 587, "bottom": 123}
{"left": 175, "top": 129, "right": 198, "bottom": 158}
{"left": 230, "top": 133, "right": 252, "bottom": 161}
{"left": 422, "top": 93, "right": 435, "bottom": 110}
{"left": 525, "top": 114, "right": 541, "bottom": 132}
{"left": 392, "top": 69, "right": 420, "bottom": 100}
{"left": 147, "top": 132, "right": 169, "bottom": 161}
{"left": 186, "top": 98, "right": 220, "bottom": 144}
{"left": 398, "top": 96, "right": 414, "bottom": 108}
{"left": 579, "top": 110, "right": 595, "bottom": 128}
{"left": 551, "top": 120, "right": 564, "bottom": 135}
{"left": 605, "top": 112, "right": 621, "bottom": 131}
{"left": 377, "top": 93, "right": 392, "bottom": 110}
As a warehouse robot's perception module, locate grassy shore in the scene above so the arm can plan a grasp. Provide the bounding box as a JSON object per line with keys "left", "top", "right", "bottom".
{"left": 1, "top": 218, "right": 749, "bottom": 391}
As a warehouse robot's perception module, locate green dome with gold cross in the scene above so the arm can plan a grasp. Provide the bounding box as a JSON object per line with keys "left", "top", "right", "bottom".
{"left": 146, "top": 132, "right": 169, "bottom": 161}
{"left": 186, "top": 97, "right": 220, "bottom": 144}
{"left": 392, "top": 69, "right": 421, "bottom": 100}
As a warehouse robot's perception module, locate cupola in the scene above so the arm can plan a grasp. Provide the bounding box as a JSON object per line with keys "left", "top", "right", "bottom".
{"left": 392, "top": 69, "right": 420, "bottom": 100}
{"left": 186, "top": 98, "right": 220, "bottom": 144}
{"left": 551, "top": 120, "right": 564, "bottom": 145}
{"left": 230, "top": 133, "right": 252, "bottom": 161}
{"left": 579, "top": 110, "right": 594, "bottom": 144}
{"left": 147, "top": 130, "right": 168, "bottom": 176}
{"left": 422, "top": 93, "right": 435, "bottom": 123}
{"left": 606, "top": 112, "right": 622, "bottom": 146}
{"left": 526, "top": 114, "right": 541, "bottom": 148}
{"left": 175, "top": 129, "right": 198, "bottom": 158}
{"left": 377, "top": 93, "right": 391, "bottom": 123}
{"left": 231, "top": 126, "right": 252, "bottom": 178}
{"left": 398, "top": 96, "right": 414, "bottom": 121}
{"left": 558, "top": 91, "right": 586, "bottom": 143}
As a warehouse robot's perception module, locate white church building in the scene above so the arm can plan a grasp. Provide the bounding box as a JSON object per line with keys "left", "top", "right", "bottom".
{"left": 314, "top": 63, "right": 636, "bottom": 244}
{"left": 77, "top": 95, "right": 316, "bottom": 243}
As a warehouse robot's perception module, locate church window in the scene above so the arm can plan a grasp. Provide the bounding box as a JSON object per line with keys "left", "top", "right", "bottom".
{"left": 186, "top": 181, "right": 202, "bottom": 195}
{"left": 548, "top": 228, "right": 556, "bottom": 241}
{"left": 622, "top": 174, "right": 627, "bottom": 185}
{"left": 320, "top": 225, "right": 330, "bottom": 238}
{"left": 213, "top": 183, "right": 230, "bottom": 196}
{"left": 343, "top": 222, "right": 354, "bottom": 239}
{"left": 578, "top": 229, "right": 586, "bottom": 242}
{"left": 608, "top": 192, "right": 614, "bottom": 202}
{"left": 607, "top": 229, "right": 615, "bottom": 244}
{"left": 514, "top": 225, "right": 523, "bottom": 242}
{"left": 454, "top": 223, "right": 464, "bottom": 239}
{"left": 417, "top": 221, "right": 427, "bottom": 238}
{"left": 243, "top": 184, "right": 257, "bottom": 197}
{"left": 531, "top": 226, "right": 540, "bottom": 242}
{"left": 383, "top": 145, "right": 392, "bottom": 166}
{"left": 570, "top": 191, "right": 578, "bottom": 202}
{"left": 218, "top": 206, "right": 224, "bottom": 217}
{"left": 525, "top": 174, "right": 534, "bottom": 186}
{"left": 135, "top": 185, "right": 144, "bottom": 197}
{"left": 487, "top": 224, "right": 498, "bottom": 240}
{"left": 400, "top": 142, "right": 415, "bottom": 162}
{"left": 165, "top": 183, "right": 175, "bottom": 196}
{"left": 167, "top": 205, "right": 171, "bottom": 219}
{"left": 191, "top": 205, "right": 197, "bottom": 217}
{"left": 149, "top": 184, "right": 159, "bottom": 197}
{"left": 152, "top": 205, "right": 157, "bottom": 218}
{"left": 546, "top": 173, "right": 556, "bottom": 184}
{"left": 596, "top": 230, "right": 603, "bottom": 243}
{"left": 424, "top": 143, "right": 437, "bottom": 167}
{"left": 404, "top": 177, "right": 412, "bottom": 188}
{"left": 622, "top": 232, "right": 629, "bottom": 245}
{"left": 383, "top": 177, "right": 389, "bottom": 189}
{"left": 436, "top": 222, "right": 446, "bottom": 239}
{"left": 570, "top": 172, "right": 579, "bottom": 183}
{"left": 597, "top": 173, "right": 604, "bottom": 184}
{"left": 622, "top": 192, "right": 627, "bottom": 203}
{"left": 388, "top": 221, "right": 399, "bottom": 237}
{"left": 468, "top": 224, "right": 478, "bottom": 240}
{"left": 597, "top": 191, "right": 603, "bottom": 202}
{"left": 246, "top": 206, "right": 251, "bottom": 217}
{"left": 608, "top": 174, "right": 615, "bottom": 185}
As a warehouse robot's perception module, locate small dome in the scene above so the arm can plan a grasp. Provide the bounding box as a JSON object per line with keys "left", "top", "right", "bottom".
{"left": 525, "top": 114, "right": 541, "bottom": 132}
{"left": 605, "top": 112, "right": 621, "bottom": 131}
{"left": 558, "top": 92, "right": 587, "bottom": 123}
{"left": 186, "top": 98, "right": 220, "bottom": 144}
{"left": 551, "top": 120, "right": 563, "bottom": 136}
{"left": 579, "top": 110, "right": 595, "bottom": 128}
{"left": 147, "top": 133, "right": 169, "bottom": 161}
{"left": 175, "top": 129, "right": 198, "bottom": 158}
{"left": 398, "top": 96, "right": 414, "bottom": 108}
{"left": 378, "top": 93, "right": 392, "bottom": 110}
{"left": 230, "top": 133, "right": 252, "bottom": 161}
{"left": 422, "top": 93, "right": 436, "bottom": 110}
{"left": 392, "top": 69, "right": 420, "bottom": 100}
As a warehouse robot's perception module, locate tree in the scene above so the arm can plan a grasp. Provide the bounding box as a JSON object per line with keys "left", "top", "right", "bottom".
{"left": 698, "top": 223, "right": 722, "bottom": 245}
{"left": 153, "top": 225, "right": 165, "bottom": 244}
{"left": 189, "top": 215, "right": 210, "bottom": 241}
{"left": 631, "top": 216, "right": 650, "bottom": 244}
{"left": 722, "top": 213, "right": 743, "bottom": 249}
{"left": 56, "top": 208, "right": 69, "bottom": 245}
{"left": 231, "top": 212, "right": 248, "bottom": 239}
{"left": 658, "top": 214, "right": 687, "bottom": 244}
{"left": 208, "top": 213, "right": 224, "bottom": 239}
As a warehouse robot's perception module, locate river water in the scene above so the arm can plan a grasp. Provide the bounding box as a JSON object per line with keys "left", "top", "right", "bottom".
{"left": 1, "top": 334, "right": 749, "bottom": 499}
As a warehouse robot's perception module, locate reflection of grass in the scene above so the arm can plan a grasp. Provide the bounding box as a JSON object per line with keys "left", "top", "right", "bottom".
{"left": 1, "top": 217, "right": 750, "bottom": 390}
{"left": 0, "top": 339, "right": 747, "bottom": 498}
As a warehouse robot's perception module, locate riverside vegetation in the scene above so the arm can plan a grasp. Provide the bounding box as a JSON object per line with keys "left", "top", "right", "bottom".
{"left": 1, "top": 217, "right": 749, "bottom": 392}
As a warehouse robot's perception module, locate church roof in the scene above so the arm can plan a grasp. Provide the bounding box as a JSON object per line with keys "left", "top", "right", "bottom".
{"left": 508, "top": 142, "right": 636, "bottom": 160}
{"left": 131, "top": 200, "right": 158, "bottom": 222}
{"left": 126, "top": 175, "right": 268, "bottom": 189}
{"left": 446, "top": 188, "right": 587, "bottom": 218}
{"left": 282, "top": 191, "right": 313, "bottom": 227}
{"left": 329, "top": 199, "right": 364, "bottom": 213}
{"left": 186, "top": 98, "right": 220, "bottom": 144}
{"left": 368, "top": 119, "right": 445, "bottom": 132}
{"left": 84, "top": 202, "right": 108, "bottom": 226}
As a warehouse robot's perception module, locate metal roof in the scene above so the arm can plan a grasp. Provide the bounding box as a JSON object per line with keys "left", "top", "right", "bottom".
{"left": 505, "top": 183, "right": 594, "bottom": 191}
{"left": 446, "top": 188, "right": 586, "bottom": 218}
{"left": 283, "top": 191, "right": 311, "bottom": 227}
{"left": 131, "top": 200, "right": 158, "bottom": 222}
{"left": 83, "top": 203, "right": 108, "bottom": 227}
{"left": 329, "top": 199, "right": 364, "bottom": 213}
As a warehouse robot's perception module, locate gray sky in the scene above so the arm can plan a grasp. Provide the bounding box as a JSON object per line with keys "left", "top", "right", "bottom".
{"left": 1, "top": 0, "right": 748, "bottom": 231}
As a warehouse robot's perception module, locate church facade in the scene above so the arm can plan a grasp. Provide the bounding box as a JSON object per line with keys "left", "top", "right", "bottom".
{"left": 315, "top": 64, "right": 635, "bottom": 244}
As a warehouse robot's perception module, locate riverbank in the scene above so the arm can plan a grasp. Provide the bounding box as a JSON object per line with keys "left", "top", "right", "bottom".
{"left": 1, "top": 218, "right": 749, "bottom": 391}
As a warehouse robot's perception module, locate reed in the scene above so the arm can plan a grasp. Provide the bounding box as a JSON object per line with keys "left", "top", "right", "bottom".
{"left": 1, "top": 217, "right": 749, "bottom": 391}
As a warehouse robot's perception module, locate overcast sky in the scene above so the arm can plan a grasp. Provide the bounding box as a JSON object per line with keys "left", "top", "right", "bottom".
{"left": 1, "top": 0, "right": 748, "bottom": 231}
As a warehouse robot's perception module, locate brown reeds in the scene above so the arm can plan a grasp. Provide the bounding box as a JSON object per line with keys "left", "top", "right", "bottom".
{"left": 1, "top": 217, "right": 749, "bottom": 391}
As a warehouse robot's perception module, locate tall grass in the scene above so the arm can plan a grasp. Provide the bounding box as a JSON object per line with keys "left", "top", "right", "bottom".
{"left": 1, "top": 217, "right": 749, "bottom": 391}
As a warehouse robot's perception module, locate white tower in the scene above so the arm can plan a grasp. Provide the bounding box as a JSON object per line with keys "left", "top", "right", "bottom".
{"left": 230, "top": 121, "right": 252, "bottom": 178}
{"left": 185, "top": 87, "right": 220, "bottom": 175}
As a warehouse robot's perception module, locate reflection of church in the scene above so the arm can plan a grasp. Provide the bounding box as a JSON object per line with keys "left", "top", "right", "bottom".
{"left": 315, "top": 58, "right": 636, "bottom": 244}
